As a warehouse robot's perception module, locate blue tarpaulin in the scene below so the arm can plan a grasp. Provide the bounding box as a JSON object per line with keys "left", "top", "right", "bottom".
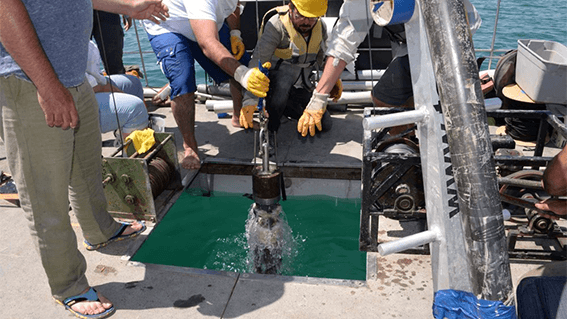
{"left": 433, "top": 289, "right": 516, "bottom": 319}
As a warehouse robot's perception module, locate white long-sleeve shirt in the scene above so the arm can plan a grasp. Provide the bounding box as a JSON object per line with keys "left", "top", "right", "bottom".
{"left": 85, "top": 40, "right": 108, "bottom": 87}
{"left": 326, "top": 0, "right": 481, "bottom": 64}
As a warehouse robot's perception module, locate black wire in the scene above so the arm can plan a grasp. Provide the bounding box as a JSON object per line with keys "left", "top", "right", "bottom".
{"left": 94, "top": 10, "right": 125, "bottom": 155}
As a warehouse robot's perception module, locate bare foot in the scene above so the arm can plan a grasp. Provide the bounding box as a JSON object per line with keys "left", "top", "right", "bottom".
{"left": 121, "top": 221, "right": 144, "bottom": 236}
{"left": 70, "top": 288, "right": 113, "bottom": 317}
{"left": 181, "top": 147, "right": 201, "bottom": 170}
{"left": 231, "top": 115, "right": 241, "bottom": 128}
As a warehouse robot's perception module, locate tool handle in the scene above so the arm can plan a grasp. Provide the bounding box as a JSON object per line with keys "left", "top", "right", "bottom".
{"left": 257, "top": 60, "right": 269, "bottom": 112}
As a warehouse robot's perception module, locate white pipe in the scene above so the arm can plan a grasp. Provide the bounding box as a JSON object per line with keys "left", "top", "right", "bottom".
{"left": 341, "top": 81, "right": 377, "bottom": 91}
{"left": 329, "top": 91, "right": 372, "bottom": 105}
{"left": 206, "top": 91, "right": 373, "bottom": 112}
{"left": 484, "top": 97, "right": 502, "bottom": 110}
{"left": 320, "top": 70, "right": 385, "bottom": 81}
{"left": 378, "top": 229, "right": 439, "bottom": 256}
{"left": 362, "top": 109, "right": 428, "bottom": 131}
{"left": 206, "top": 99, "right": 233, "bottom": 112}
{"left": 206, "top": 100, "right": 233, "bottom": 113}
{"left": 214, "top": 104, "right": 233, "bottom": 113}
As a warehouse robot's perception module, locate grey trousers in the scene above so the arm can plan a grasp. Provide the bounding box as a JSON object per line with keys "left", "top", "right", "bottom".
{"left": 0, "top": 76, "right": 122, "bottom": 301}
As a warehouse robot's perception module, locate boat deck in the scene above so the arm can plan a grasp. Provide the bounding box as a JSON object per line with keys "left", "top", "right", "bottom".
{"left": 0, "top": 98, "right": 564, "bottom": 318}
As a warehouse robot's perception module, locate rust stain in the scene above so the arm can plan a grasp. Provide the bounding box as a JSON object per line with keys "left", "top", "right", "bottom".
{"left": 94, "top": 264, "right": 116, "bottom": 275}
{"left": 396, "top": 258, "right": 413, "bottom": 268}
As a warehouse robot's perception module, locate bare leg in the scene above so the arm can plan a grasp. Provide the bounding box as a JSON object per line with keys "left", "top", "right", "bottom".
{"left": 230, "top": 79, "right": 244, "bottom": 127}
{"left": 171, "top": 92, "right": 201, "bottom": 170}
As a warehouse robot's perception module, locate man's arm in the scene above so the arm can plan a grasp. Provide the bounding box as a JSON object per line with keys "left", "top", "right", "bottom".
{"left": 190, "top": 19, "right": 242, "bottom": 76}
{"left": 226, "top": 3, "right": 240, "bottom": 31}
{"left": 542, "top": 145, "right": 567, "bottom": 196}
{"left": 535, "top": 145, "right": 567, "bottom": 218}
{"left": 93, "top": 0, "right": 169, "bottom": 24}
{"left": 0, "top": 0, "right": 78, "bottom": 129}
{"left": 315, "top": 56, "right": 347, "bottom": 94}
{"left": 248, "top": 20, "right": 280, "bottom": 67}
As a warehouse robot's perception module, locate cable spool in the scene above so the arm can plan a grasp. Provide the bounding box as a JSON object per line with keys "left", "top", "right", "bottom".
{"left": 148, "top": 157, "right": 174, "bottom": 198}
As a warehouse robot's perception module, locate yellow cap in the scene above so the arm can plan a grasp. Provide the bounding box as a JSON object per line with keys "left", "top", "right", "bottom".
{"left": 291, "top": 0, "right": 328, "bottom": 18}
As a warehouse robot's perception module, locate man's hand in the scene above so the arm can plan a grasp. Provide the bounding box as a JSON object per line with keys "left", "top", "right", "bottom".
{"left": 297, "top": 91, "right": 328, "bottom": 137}
{"left": 123, "top": 16, "right": 133, "bottom": 31}
{"left": 37, "top": 84, "right": 79, "bottom": 130}
{"left": 234, "top": 62, "right": 271, "bottom": 98}
{"left": 239, "top": 104, "right": 256, "bottom": 129}
{"left": 535, "top": 199, "right": 567, "bottom": 220}
{"left": 103, "top": 0, "right": 169, "bottom": 24}
{"left": 230, "top": 30, "right": 245, "bottom": 60}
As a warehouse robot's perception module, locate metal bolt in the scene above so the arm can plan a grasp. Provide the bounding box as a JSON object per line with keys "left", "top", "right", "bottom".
{"left": 121, "top": 174, "right": 131, "bottom": 184}
{"left": 395, "top": 184, "right": 410, "bottom": 195}
{"left": 125, "top": 195, "right": 135, "bottom": 205}
{"left": 102, "top": 174, "right": 115, "bottom": 187}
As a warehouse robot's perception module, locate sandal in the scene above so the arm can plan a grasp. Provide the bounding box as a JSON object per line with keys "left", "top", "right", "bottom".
{"left": 83, "top": 221, "right": 146, "bottom": 251}
{"left": 56, "top": 287, "right": 115, "bottom": 319}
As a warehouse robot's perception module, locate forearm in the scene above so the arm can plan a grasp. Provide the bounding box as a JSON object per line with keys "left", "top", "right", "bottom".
{"left": 0, "top": 0, "right": 63, "bottom": 94}
{"left": 543, "top": 145, "right": 567, "bottom": 196}
{"left": 191, "top": 19, "right": 241, "bottom": 76}
{"left": 226, "top": 4, "right": 240, "bottom": 30}
{"left": 93, "top": 0, "right": 168, "bottom": 22}
{"left": 93, "top": 0, "right": 145, "bottom": 16}
{"left": 315, "top": 57, "right": 347, "bottom": 94}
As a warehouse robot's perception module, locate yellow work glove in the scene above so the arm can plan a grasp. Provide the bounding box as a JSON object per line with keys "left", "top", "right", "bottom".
{"left": 125, "top": 128, "right": 156, "bottom": 153}
{"left": 330, "top": 79, "right": 343, "bottom": 102}
{"left": 230, "top": 30, "right": 245, "bottom": 60}
{"left": 234, "top": 62, "right": 271, "bottom": 98}
{"left": 297, "top": 91, "right": 328, "bottom": 137}
{"left": 239, "top": 104, "right": 256, "bottom": 129}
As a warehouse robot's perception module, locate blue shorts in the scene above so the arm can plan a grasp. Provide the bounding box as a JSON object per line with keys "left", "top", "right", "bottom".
{"left": 148, "top": 23, "right": 250, "bottom": 99}
{"left": 371, "top": 54, "right": 413, "bottom": 106}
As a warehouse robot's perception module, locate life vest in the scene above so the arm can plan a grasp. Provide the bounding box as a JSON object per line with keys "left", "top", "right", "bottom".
{"left": 259, "top": 5, "right": 323, "bottom": 67}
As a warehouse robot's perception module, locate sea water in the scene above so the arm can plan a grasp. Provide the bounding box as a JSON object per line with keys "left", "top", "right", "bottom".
{"left": 131, "top": 189, "right": 366, "bottom": 281}
{"left": 122, "top": 0, "right": 566, "bottom": 86}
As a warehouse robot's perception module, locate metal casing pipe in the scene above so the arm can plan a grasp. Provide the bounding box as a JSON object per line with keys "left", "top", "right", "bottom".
{"left": 252, "top": 166, "right": 281, "bottom": 206}
{"left": 420, "top": 0, "right": 514, "bottom": 303}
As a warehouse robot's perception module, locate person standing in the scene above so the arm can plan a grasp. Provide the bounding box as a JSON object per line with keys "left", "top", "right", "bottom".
{"left": 92, "top": 10, "right": 127, "bottom": 75}
{"left": 0, "top": 1, "right": 168, "bottom": 318}
{"left": 143, "top": 0, "right": 271, "bottom": 170}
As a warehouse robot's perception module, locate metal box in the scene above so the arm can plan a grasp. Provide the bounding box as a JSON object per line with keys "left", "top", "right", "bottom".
{"left": 516, "top": 39, "right": 567, "bottom": 104}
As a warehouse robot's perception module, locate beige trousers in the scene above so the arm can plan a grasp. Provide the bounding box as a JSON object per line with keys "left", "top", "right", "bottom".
{"left": 0, "top": 76, "right": 122, "bottom": 301}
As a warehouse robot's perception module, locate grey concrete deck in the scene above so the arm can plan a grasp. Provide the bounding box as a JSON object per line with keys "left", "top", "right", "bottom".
{"left": 0, "top": 98, "right": 564, "bottom": 318}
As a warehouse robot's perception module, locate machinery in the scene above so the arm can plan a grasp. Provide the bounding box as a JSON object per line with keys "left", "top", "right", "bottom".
{"left": 101, "top": 132, "right": 181, "bottom": 222}
{"left": 246, "top": 65, "right": 289, "bottom": 274}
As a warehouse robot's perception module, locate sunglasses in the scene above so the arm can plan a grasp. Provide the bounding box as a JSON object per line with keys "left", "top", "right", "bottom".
{"left": 291, "top": 8, "right": 318, "bottom": 22}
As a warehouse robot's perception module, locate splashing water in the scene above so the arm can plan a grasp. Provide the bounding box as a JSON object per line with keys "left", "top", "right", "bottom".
{"left": 245, "top": 203, "right": 296, "bottom": 274}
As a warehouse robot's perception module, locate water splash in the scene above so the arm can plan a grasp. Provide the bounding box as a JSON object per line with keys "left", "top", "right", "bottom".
{"left": 245, "top": 203, "right": 296, "bottom": 274}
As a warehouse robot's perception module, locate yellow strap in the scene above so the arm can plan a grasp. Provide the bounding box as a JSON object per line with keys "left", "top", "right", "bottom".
{"left": 259, "top": 5, "right": 289, "bottom": 38}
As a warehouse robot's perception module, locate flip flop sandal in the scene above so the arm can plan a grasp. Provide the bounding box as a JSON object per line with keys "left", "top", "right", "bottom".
{"left": 83, "top": 221, "right": 146, "bottom": 251}
{"left": 55, "top": 287, "right": 115, "bottom": 319}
